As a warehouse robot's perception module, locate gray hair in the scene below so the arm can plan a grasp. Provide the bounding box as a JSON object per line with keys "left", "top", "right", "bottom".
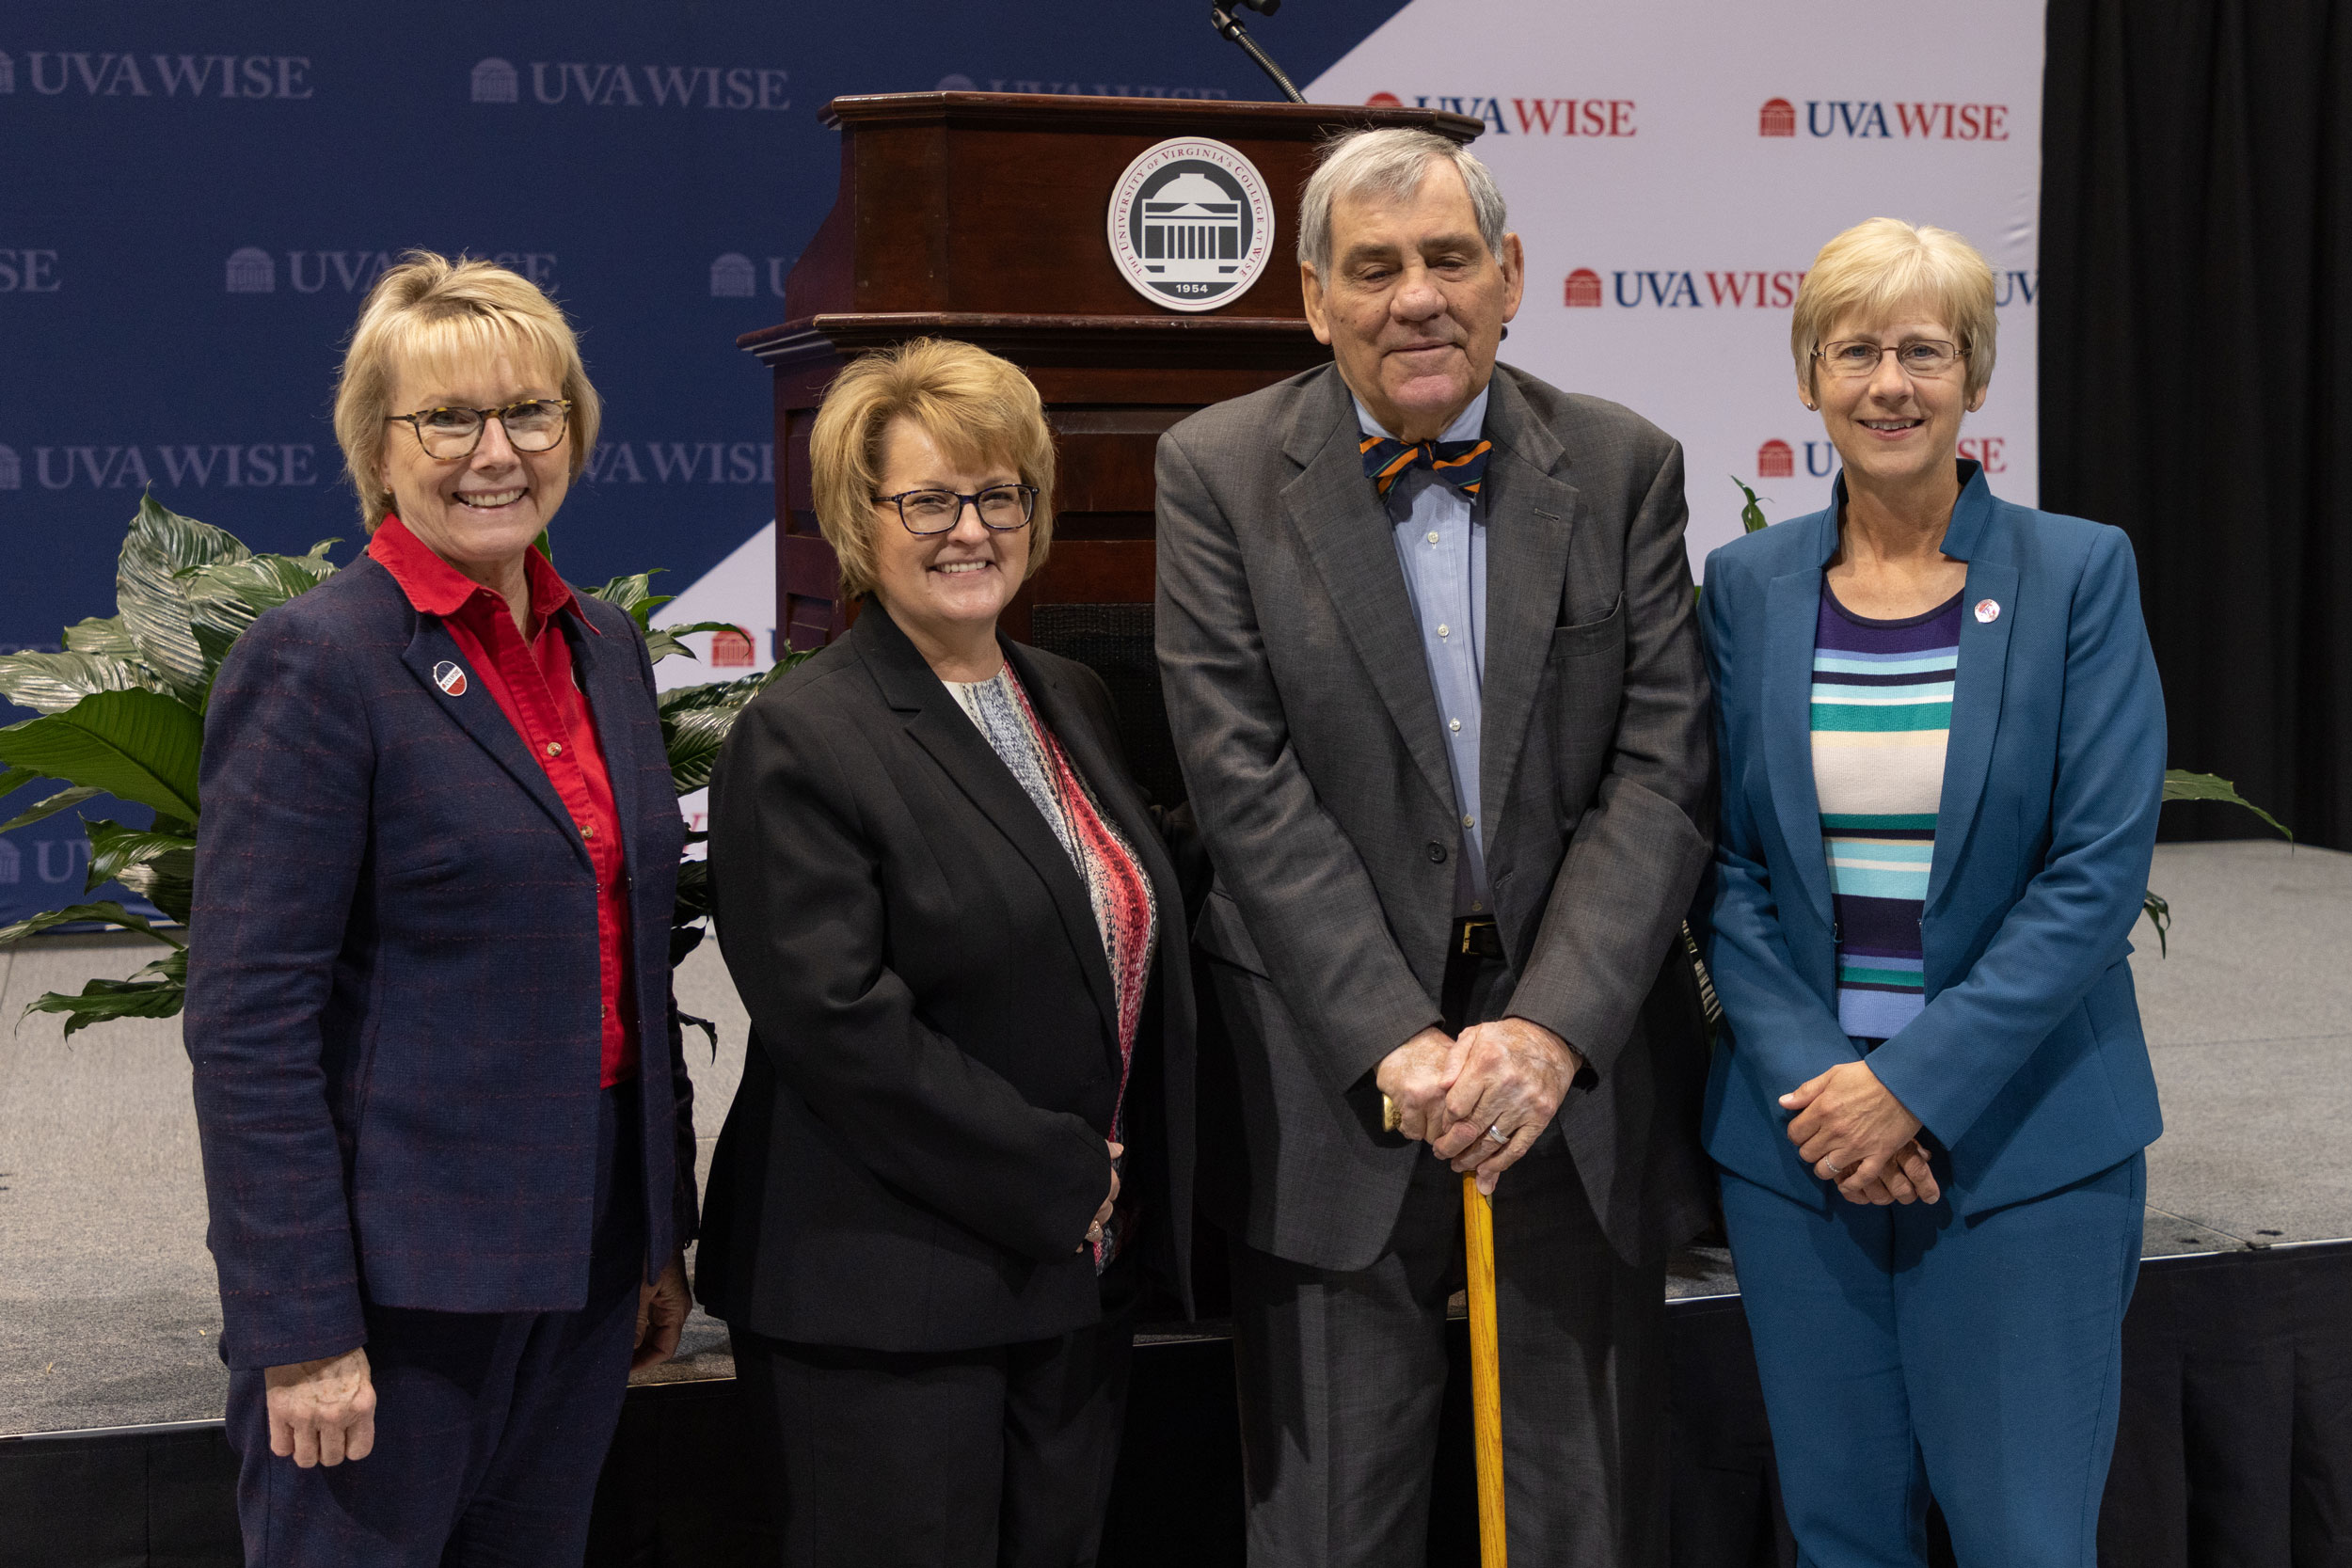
{"left": 1296, "top": 128, "right": 1508, "bottom": 278}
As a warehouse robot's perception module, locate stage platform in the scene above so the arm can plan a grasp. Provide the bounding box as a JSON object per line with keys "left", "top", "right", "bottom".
{"left": 3, "top": 840, "right": 2347, "bottom": 1565}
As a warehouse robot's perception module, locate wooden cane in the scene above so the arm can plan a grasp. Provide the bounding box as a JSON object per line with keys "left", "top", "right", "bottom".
{"left": 1462, "top": 1173, "right": 1506, "bottom": 1567}
{"left": 1384, "top": 1095, "right": 1506, "bottom": 1565}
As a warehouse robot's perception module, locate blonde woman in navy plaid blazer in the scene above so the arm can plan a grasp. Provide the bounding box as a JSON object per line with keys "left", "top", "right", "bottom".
{"left": 184, "top": 254, "right": 696, "bottom": 1567}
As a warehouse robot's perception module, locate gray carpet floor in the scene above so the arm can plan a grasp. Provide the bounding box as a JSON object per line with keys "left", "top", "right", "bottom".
{"left": 2, "top": 840, "right": 2344, "bottom": 1436}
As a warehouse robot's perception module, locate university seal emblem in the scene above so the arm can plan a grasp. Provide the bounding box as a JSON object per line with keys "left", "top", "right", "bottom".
{"left": 1105, "top": 137, "right": 1274, "bottom": 313}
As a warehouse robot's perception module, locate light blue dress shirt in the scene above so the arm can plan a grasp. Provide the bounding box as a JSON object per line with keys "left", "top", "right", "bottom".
{"left": 1355, "top": 384, "right": 1492, "bottom": 915}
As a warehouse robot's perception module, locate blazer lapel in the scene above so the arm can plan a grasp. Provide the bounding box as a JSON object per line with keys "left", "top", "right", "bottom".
{"left": 1927, "top": 469, "right": 2013, "bottom": 913}
{"left": 1475, "top": 372, "right": 1581, "bottom": 846}
{"left": 856, "top": 608, "right": 1120, "bottom": 1044}
{"left": 566, "top": 606, "right": 644, "bottom": 871}
{"left": 1765, "top": 550, "right": 1836, "bottom": 931}
{"left": 399, "top": 616, "right": 589, "bottom": 865}
{"left": 1280, "top": 369, "right": 1456, "bottom": 814}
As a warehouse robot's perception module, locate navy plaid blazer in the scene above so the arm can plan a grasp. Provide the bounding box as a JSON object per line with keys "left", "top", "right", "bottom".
{"left": 185, "top": 554, "right": 694, "bottom": 1371}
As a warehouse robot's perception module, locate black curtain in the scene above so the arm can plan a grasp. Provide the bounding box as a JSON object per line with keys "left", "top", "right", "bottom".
{"left": 2042, "top": 0, "right": 2352, "bottom": 846}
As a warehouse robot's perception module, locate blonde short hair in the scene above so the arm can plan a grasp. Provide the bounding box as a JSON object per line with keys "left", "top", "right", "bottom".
{"left": 1790, "top": 218, "right": 1998, "bottom": 402}
{"left": 334, "top": 251, "right": 601, "bottom": 531}
{"left": 807, "top": 338, "right": 1057, "bottom": 600}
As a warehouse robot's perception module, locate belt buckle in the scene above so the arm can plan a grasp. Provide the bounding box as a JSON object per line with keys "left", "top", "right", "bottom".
{"left": 1459, "top": 917, "right": 1498, "bottom": 957}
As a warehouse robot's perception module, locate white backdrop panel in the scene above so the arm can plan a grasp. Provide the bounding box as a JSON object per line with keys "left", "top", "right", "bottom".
{"left": 1307, "top": 0, "right": 2045, "bottom": 563}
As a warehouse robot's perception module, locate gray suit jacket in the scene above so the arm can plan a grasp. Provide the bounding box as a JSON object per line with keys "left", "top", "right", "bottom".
{"left": 1155, "top": 360, "right": 1714, "bottom": 1272}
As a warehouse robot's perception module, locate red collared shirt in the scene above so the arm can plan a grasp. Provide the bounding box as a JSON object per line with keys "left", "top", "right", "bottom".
{"left": 369, "top": 516, "right": 639, "bottom": 1085}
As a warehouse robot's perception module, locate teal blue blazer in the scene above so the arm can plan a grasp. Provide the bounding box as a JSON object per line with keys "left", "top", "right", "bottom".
{"left": 1698, "top": 463, "right": 2167, "bottom": 1214}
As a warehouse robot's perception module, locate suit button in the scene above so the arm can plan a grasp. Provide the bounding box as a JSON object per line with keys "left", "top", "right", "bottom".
{"left": 1427, "top": 842, "right": 1447, "bottom": 863}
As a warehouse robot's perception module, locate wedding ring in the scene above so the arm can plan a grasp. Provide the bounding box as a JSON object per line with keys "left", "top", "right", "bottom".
{"left": 1486, "top": 1125, "right": 1507, "bottom": 1145}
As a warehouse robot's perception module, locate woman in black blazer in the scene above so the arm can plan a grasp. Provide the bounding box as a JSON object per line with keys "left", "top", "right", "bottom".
{"left": 699, "top": 338, "right": 1195, "bottom": 1568}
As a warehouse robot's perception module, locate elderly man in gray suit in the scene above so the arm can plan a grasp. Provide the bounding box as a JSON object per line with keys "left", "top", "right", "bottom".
{"left": 1155, "top": 128, "right": 1714, "bottom": 1566}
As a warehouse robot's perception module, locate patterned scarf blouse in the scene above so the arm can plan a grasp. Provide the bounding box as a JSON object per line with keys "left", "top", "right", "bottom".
{"left": 945, "top": 665, "right": 1158, "bottom": 1268}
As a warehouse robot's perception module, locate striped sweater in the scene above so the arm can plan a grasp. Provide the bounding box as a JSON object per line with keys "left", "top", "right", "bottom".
{"left": 1810, "top": 583, "right": 1963, "bottom": 1039}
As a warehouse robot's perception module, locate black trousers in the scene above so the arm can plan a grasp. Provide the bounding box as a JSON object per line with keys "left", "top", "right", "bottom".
{"left": 225, "top": 1082, "right": 646, "bottom": 1568}
{"left": 1228, "top": 942, "right": 1670, "bottom": 1568}
{"left": 733, "top": 1306, "right": 1135, "bottom": 1568}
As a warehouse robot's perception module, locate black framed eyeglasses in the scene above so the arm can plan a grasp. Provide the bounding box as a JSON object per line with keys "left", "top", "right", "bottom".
{"left": 1814, "top": 340, "right": 1965, "bottom": 380}
{"left": 386, "top": 398, "right": 573, "bottom": 459}
{"left": 872, "top": 484, "right": 1039, "bottom": 535}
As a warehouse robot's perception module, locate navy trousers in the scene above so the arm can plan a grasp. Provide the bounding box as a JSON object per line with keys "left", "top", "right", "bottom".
{"left": 226, "top": 1084, "right": 645, "bottom": 1568}
{"left": 1719, "top": 1151, "right": 2145, "bottom": 1568}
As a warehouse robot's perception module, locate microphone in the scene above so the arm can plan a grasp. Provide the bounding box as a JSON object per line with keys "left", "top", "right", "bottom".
{"left": 1209, "top": 0, "right": 1305, "bottom": 102}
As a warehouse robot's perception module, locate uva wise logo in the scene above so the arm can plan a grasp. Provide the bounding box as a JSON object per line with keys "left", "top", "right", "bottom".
{"left": 0, "top": 250, "right": 61, "bottom": 293}
{"left": 1757, "top": 96, "right": 2010, "bottom": 140}
{"left": 0, "top": 440, "right": 775, "bottom": 492}
{"left": 709, "top": 254, "right": 794, "bottom": 299}
{"left": 1363, "top": 91, "right": 1633, "bottom": 136}
{"left": 469, "top": 57, "right": 788, "bottom": 110}
{"left": 224, "top": 248, "right": 554, "bottom": 294}
{"left": 1564, "top": 268, "right": 2040, "bottom": 309}
{"left": 0, "top": 444, "right": 320, "bottom": 492}
{"left": 1755, "top": 436, "right": 2009, "bottom": 481}
{"left": 0, "top": 50, "right": 314, "bottom": 99}
{"left": 1563, "top": 269, "right": 1810, "bottom": 309}
{"left": 934, "top": 72, "right": 1229, "bottom": 101}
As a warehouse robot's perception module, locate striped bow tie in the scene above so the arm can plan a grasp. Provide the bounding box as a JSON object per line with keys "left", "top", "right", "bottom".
{"left": 1359, "top": 434, "right": 1493, "bottom": 499}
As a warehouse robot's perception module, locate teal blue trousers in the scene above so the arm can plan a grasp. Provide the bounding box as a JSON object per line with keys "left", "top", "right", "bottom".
{"left": 1720, "top": 1150, "right": 2145, "bottom": 1567}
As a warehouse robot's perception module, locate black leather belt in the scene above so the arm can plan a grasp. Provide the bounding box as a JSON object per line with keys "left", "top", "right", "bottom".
{"left": 1454, "top": 916, "right": 1504, "bottom": 960}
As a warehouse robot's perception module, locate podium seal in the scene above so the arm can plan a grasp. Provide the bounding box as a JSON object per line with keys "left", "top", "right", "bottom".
{"left": 1106, "top": 137, "right": 1274, "bottom": 313}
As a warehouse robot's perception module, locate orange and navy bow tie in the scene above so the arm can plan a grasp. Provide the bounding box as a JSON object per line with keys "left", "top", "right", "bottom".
{"left": 1359, "top": 435, "right": 1493, "bottom": 499}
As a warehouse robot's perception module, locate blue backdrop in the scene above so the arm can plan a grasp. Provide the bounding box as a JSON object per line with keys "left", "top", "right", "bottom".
{"left": 0, "top": 1, "right": 1406, "bottom": 921}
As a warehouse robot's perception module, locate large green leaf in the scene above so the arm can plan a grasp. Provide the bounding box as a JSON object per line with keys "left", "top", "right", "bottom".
{"left": 83, "top": 818, "right": 199, "bottom": 888}
{"left": 645, "top": 620, "right": 748, "bottom": 665}
{"left": 0, "top": 649, "right": 171, "bottom": 715}
{"left": 0, "top": 900, "right": 183, "bottom": 949}
{"left": 83, "top": 817, "right": 198, "bottom": 921}
{"left": 117, "top": 495, "right": 250, "bottom": 701}
{"left": 588, "top": 570, "right": 672, "bottom": 629}
{"left": 181, "top": 542, "right": 340, "bottom": 670}
{"left": 25, "top": 946, "right": 188, "bottom": 1037}
{"left": 115, "top": 849, "right": 195, "bottom": 924}
{"left": 2142, "top": 889, "right": 2171, "bottom": 958}
{"left": 0, "top": 785, "right": 108, "bottom": 835}
{"left": 63, "top": 615, "right": 146, "bottom": 660}
{"left": 659, "top": 669, "right": 781, "bottom": 795}
{"left": 0, "top": 688, "right": 204, "bottom": 823}
{"left": 1733, "top": 476, "right": 1771, "bottom": 534}
{"left": 2160, "top": 769, "right": 2291, "bottom": 841}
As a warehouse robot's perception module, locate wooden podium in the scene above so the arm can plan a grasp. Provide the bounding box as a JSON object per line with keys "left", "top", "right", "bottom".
{"left": 739, "top": 91, "right": 1478, "bottom": 801}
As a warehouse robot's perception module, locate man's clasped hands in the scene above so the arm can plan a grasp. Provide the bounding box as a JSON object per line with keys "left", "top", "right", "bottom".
{"left": 1374, "top": 1017, "right": 1584, "bottom": 1196}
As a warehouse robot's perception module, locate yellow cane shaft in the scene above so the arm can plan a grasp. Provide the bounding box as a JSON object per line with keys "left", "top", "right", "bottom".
{"left": 1462, "top": 1174, "right": 1506, "bottom": 1567}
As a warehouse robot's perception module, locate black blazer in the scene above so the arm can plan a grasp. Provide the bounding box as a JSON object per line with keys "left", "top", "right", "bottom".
{"left": 696, "top": 601, "right": 1196, "bottom": 1354}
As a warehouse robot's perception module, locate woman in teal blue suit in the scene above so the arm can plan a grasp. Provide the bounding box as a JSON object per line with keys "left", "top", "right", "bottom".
{"left": 1699, "top": 217, "right": 2166, "bottom": 1567}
